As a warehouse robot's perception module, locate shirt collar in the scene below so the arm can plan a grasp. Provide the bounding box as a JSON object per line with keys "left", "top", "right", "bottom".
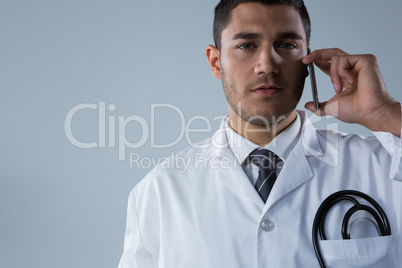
{"left": 225, "top": 113, "right": 302, "bottom": 165}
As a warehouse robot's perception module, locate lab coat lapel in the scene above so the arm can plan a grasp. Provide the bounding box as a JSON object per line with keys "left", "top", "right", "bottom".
{"left": 263, "top": 112, "right": 333, "bottom": 212}
{"left": 205, "top": 122, "right": 265, "bottom": 208}
{"left": 264, "top": 143, "right": 314, "bottom": 210}
{"left": 215, "top": 149, "right": 265, "bottom": 208}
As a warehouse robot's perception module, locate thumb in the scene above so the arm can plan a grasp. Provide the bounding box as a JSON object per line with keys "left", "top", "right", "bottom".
{"left": 304, "top": 101, "right": 330, "bottom": 116}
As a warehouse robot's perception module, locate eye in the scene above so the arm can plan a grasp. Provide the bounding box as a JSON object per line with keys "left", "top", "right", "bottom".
{"left": 278, "top": 42, "right": 297, "bottom": 49}
{"left": 237, "top": 43, "right": 257, "bottom": 50}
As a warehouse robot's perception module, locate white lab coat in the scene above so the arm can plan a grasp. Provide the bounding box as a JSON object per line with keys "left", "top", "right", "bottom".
{"left": 118, "top": 111, "right": 402, "bottom": 268}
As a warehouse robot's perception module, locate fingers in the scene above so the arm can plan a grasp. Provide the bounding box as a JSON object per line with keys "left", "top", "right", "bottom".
{"left": 304, "top": 48, "right": 362, "bottom": 94}
{"left": 302, "top": 48, "right": 348, "bottom": 65}
{"left": 314, "top": 61, "right": 331, "bottom": 76}
{"left": 304, "top": 49, "right": 388, "bottom": 127}
{"left": 303, "top": 49, "right": 350, "bottom": 94}
{"left": 330, "top": 56, "right": 352, "bottom": 93}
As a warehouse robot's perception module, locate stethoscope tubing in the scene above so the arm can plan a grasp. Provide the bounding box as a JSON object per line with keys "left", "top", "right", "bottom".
{"left": 312, "top": 190, "right": 391, "bottom": 268}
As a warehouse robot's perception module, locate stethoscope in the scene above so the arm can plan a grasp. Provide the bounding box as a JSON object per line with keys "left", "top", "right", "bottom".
{"left": 312, "top": 190, "right": 392, "bottom": 268}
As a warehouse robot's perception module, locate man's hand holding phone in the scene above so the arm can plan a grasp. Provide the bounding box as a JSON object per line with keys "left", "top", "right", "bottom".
{"left": 303, "top": 48, "right": 401, "bottom": 137}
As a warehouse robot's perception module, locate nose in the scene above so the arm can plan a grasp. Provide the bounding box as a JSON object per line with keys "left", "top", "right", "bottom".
{"left": 254, "top": 47, "right": 280, "bottom": 76}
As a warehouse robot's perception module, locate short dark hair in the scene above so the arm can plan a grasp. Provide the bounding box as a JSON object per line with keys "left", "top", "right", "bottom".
{"left": 213, "top": 0, "right": 311, "bottom": 50}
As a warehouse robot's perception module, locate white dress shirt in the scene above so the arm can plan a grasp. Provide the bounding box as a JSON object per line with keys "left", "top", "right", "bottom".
{"left": 225, "top": 113, "right": 301, "bottom": 185}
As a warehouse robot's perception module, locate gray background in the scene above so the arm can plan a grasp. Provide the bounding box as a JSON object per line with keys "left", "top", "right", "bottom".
{"left": 1, "top": 0, "right": 401, "bottom": 267}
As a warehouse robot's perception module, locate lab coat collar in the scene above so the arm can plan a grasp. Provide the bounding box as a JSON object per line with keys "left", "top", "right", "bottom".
{"left": 223, "top": 117, "right": 258, "bottom": 165}
{"left": 299, "top": 111, "right": 339, "bottom": 167}
{"left": 299, "top": 111, "right": 324, "bottom": 156}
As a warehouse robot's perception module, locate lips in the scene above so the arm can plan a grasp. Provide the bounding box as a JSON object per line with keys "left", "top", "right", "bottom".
{"left": 252, "top": 85, "right": 283, "bottom": 96}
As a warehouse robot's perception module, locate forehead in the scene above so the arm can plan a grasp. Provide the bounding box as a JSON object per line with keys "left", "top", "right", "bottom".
{"left": 222, "top": 3, "right": 306, "bottom": 41}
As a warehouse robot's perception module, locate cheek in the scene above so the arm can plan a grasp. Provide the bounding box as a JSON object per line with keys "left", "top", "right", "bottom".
{"left": 223, "top": 52, "right": 252, "bottom": 73}
{"left": 283, "top": 62, "right": 308, "bottom": 82}
{"left": 222, "top": 63, "right": 240, "bottom": 85}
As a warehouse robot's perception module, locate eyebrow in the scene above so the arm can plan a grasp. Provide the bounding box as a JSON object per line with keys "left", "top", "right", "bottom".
{"left": 232, "top": 31, "right": 303, "bottom": 41}
{"left": 232, "top": 32, "right": 262, "bottom": 40}
{"left": 276, "top": 32, "right": 303, "bottom": 40}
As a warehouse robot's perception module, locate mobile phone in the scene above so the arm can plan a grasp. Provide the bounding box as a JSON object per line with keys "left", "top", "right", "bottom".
{"left": 307, "top": 48, "right": 319, "bottom": 110}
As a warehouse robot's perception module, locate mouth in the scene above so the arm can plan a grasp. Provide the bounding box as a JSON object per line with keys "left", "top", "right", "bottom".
{"left": 251, "top": 85, "right": 283, "bottom": 96}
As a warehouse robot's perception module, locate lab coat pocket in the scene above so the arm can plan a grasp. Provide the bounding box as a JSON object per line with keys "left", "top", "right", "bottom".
{"left": 320, "top": 235, "right": 396, "bottom": 267}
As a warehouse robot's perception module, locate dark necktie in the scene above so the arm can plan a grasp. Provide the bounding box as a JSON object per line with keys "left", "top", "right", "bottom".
{"left": 249, "top": 149, "right": 282, "bottom": 203}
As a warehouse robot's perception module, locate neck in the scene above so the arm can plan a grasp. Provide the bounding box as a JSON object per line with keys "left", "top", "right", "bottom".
{"left": 228, "top": 108, "right": 297, "bottom": 146}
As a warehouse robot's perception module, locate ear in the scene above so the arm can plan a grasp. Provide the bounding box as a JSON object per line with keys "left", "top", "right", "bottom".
{"left": 206, "top": 44, "right": 221, "bottom": 79}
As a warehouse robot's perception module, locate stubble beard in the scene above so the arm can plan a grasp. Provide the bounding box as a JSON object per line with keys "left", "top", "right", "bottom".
{"left": 221, "top": 69, "right": 295, "bottom": 129}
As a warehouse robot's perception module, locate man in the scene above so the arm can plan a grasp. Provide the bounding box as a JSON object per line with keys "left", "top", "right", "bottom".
{"left": 118, "top": 1, "right": 402, "bottom": 267}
